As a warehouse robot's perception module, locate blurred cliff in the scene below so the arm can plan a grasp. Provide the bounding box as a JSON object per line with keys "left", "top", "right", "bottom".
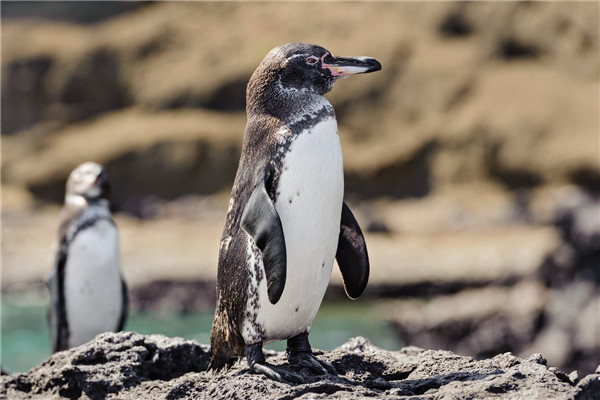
{"left": 2, "top": 2, "right": 598, "bottom": 376}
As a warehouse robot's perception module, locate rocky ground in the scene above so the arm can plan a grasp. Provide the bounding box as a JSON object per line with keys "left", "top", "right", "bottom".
{"left": 1, "top": 333, "right": 599, "bottom": 400}
{"left": 2, "top": 0, "right": 599, "bottom": 385}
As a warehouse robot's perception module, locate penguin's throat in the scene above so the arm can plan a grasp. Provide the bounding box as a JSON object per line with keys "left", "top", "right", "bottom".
{"left": 286, "top": 97, "right": 334, "bottom": 131}
{"left": 66, "top": 194, "right": 88, "bottom": 207}
{"left": 66, "top": 194, "right": 109, "bottom": 209}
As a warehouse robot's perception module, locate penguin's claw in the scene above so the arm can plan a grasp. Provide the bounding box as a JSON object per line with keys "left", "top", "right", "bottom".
{"left": 251, "top": 362, "right": 305, "bottom": 384}
{"left": 288, "top": 352, "right": 337, "bottom": 375}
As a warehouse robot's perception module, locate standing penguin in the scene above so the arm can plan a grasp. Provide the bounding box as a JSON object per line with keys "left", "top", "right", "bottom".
{"left": 46, "top": 162, "right": 128, "bottom": 352}
{"left": 210, "top": 43, "right": 381, "bottom": 382}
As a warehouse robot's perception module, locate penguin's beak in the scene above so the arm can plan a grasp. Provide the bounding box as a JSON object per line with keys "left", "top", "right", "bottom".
{"left": 321, "top": 53, "right": 382, "bottom": 76}
{"left": 94, "top": 170, "right": 107, "bottom": 186}
{"left": 93, "top": 169, "right": 110, "bottom": 197}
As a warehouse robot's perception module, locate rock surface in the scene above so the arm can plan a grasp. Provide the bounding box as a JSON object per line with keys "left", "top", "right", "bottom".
{"left": 381, "top": 281, "right": 548, "bottom": 359}
{"left": 1, "top": 333, "right": 598, "bottom": 400}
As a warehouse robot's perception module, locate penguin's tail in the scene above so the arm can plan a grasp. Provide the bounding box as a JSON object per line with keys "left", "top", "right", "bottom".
{"left": 208, "top": 310, "right": 244, "bottom": 371}
{"left": 208, "top": 351, "right": 236, "bottom": 372}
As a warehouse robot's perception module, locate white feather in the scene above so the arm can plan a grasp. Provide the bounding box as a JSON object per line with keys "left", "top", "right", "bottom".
{"left": 242, "top": 236, "right": 263, "bottom": 343}
{"left": 250, "top": 116, "right": 344, "bottom": 341}
{"left": 64, "top": 219, "right": 123, "bottom": 347}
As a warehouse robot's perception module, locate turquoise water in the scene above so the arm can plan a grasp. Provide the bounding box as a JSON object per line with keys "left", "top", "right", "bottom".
{"left": 1, "top": 292, "right": 401, "bottom": 374}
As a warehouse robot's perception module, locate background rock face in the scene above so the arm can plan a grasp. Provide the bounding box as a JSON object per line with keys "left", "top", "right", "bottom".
{"left": 1, "top": 1, "right": 599, "bottom": 381}
{"left": 2, "top": 333, "right": 598, "bottom": 400}
{"left": 2, "top": 2, "right": 598, "bottom": 204}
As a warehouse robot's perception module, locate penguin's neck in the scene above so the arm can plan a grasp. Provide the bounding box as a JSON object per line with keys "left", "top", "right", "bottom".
{"left": 63, "top": 199, "right": 113, "bottom": 244}
{"left": 248, "top": 77, "right": 330, "bottom": 119}
{"left": 66, "top": 194, "right": 109, "bottom": 210}
{"left": 248, "top": 80, "right": 334, "bottom": 134}
{"left": 285, "top": 95, "right": 333, "bottom": 129}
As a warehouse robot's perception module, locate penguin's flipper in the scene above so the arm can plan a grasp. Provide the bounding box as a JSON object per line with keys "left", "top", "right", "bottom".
{"left": 45, "top": 266, "right": 60, "bottom": 351}
{"left": 336, "top": 202, "right": 370, "bottom": 299}
{"left": 241, "top": 165, "right": 287, "bottom": 304}
{"left": 47, "top": 243, "right": 70, "bottom": 352}
{"left": 117, "top": 278, "right": 129, "bottom": 331}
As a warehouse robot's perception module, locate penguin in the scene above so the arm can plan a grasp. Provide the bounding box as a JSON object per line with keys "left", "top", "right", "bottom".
{"left": 46, "top": 162, "right": 128, "bottom": 352}
{"left": 209, "top": 43, "right": 381, "bottom": 382}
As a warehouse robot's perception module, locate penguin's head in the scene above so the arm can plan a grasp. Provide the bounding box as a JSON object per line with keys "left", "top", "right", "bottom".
{"left": 66, "top": 162, "right": 110, "bottom": 202}
{"left": 254, "top": 43, "right": 382, "bottom": 96}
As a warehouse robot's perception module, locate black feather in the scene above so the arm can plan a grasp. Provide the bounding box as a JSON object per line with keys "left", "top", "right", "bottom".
{"left": 336, "top": 202, "right": 370, "bottom": 299}
{"left": 241, "top": 165, "right": 287, "bottom": 304}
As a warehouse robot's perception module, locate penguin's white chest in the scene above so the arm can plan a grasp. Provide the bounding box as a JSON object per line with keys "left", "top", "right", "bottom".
{"left": 249, "top": 117, "right": 344, "bottom": 341}
{"left": 64, "top": 219, "right": 123, "bottom": 347}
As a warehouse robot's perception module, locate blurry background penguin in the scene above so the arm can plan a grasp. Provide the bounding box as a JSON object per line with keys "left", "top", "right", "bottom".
{"left": 46, "top": 162, "right": 128, "bottom": 352}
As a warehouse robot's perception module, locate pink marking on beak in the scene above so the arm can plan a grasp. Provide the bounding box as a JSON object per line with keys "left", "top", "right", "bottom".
{"left": 321, "top": 52, "right": 345, "bottom": 77}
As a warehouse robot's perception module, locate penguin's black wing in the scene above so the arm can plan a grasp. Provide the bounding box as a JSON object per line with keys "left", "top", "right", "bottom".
{"left": 336, "top": 202, "right": 370, "bottom": 299}
{"left": 241, "top": 164, "right": 287, "bottom": 304}
{"left": 116, "top": 278, "right": 129, "bottom": 331}
{"left": 46, "top": 242, "right": 70, "bottom": 352}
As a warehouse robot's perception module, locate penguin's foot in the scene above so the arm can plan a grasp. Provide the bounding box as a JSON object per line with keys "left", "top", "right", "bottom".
{"left": 288, "top": 351, "right": 337, "bottom": 375}
{"left": 251, "top": 361, "right": 305, "bottom": 383}
{"left": 286, "top": 332, "right": 337, "bottom": 376}
{"left": 246, "top": 343, "right": 304, "bottom": 383}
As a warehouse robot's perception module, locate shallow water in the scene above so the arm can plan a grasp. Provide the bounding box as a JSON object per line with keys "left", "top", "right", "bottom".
{"left": 1, "top": 292, "right": 401, "bottom": 373}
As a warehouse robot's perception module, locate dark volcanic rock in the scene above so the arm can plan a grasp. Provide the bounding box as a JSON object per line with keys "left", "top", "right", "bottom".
{"left": 1, "top": 332, "right": 210, "bottom": 400}
{"left": 1, "top": 333, "right": 597, "bottom": 399}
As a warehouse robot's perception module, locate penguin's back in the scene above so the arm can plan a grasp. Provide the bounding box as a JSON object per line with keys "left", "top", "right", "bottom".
{"left": 64, "top": 219, "right": 123, "bottom": 347}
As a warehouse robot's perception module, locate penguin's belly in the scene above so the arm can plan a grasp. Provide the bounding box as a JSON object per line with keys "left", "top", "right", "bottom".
{"left": 64, "top": 220, "right": 123, "bottom": 347}
{"left": 252, "top": 117, "right": 344, "bottom": 341}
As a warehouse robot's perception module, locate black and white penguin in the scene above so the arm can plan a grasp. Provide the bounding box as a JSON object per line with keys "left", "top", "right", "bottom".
{"left": 46, "top": 162, "right": 128, "bottom": 352}
{"left": 210, "top": 43, "right": 381, "bottom": 382}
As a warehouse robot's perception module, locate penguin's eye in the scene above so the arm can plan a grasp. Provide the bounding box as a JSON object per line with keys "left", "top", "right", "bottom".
{"left": 306, "top": 56, "right": 319, "bottom": 65}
